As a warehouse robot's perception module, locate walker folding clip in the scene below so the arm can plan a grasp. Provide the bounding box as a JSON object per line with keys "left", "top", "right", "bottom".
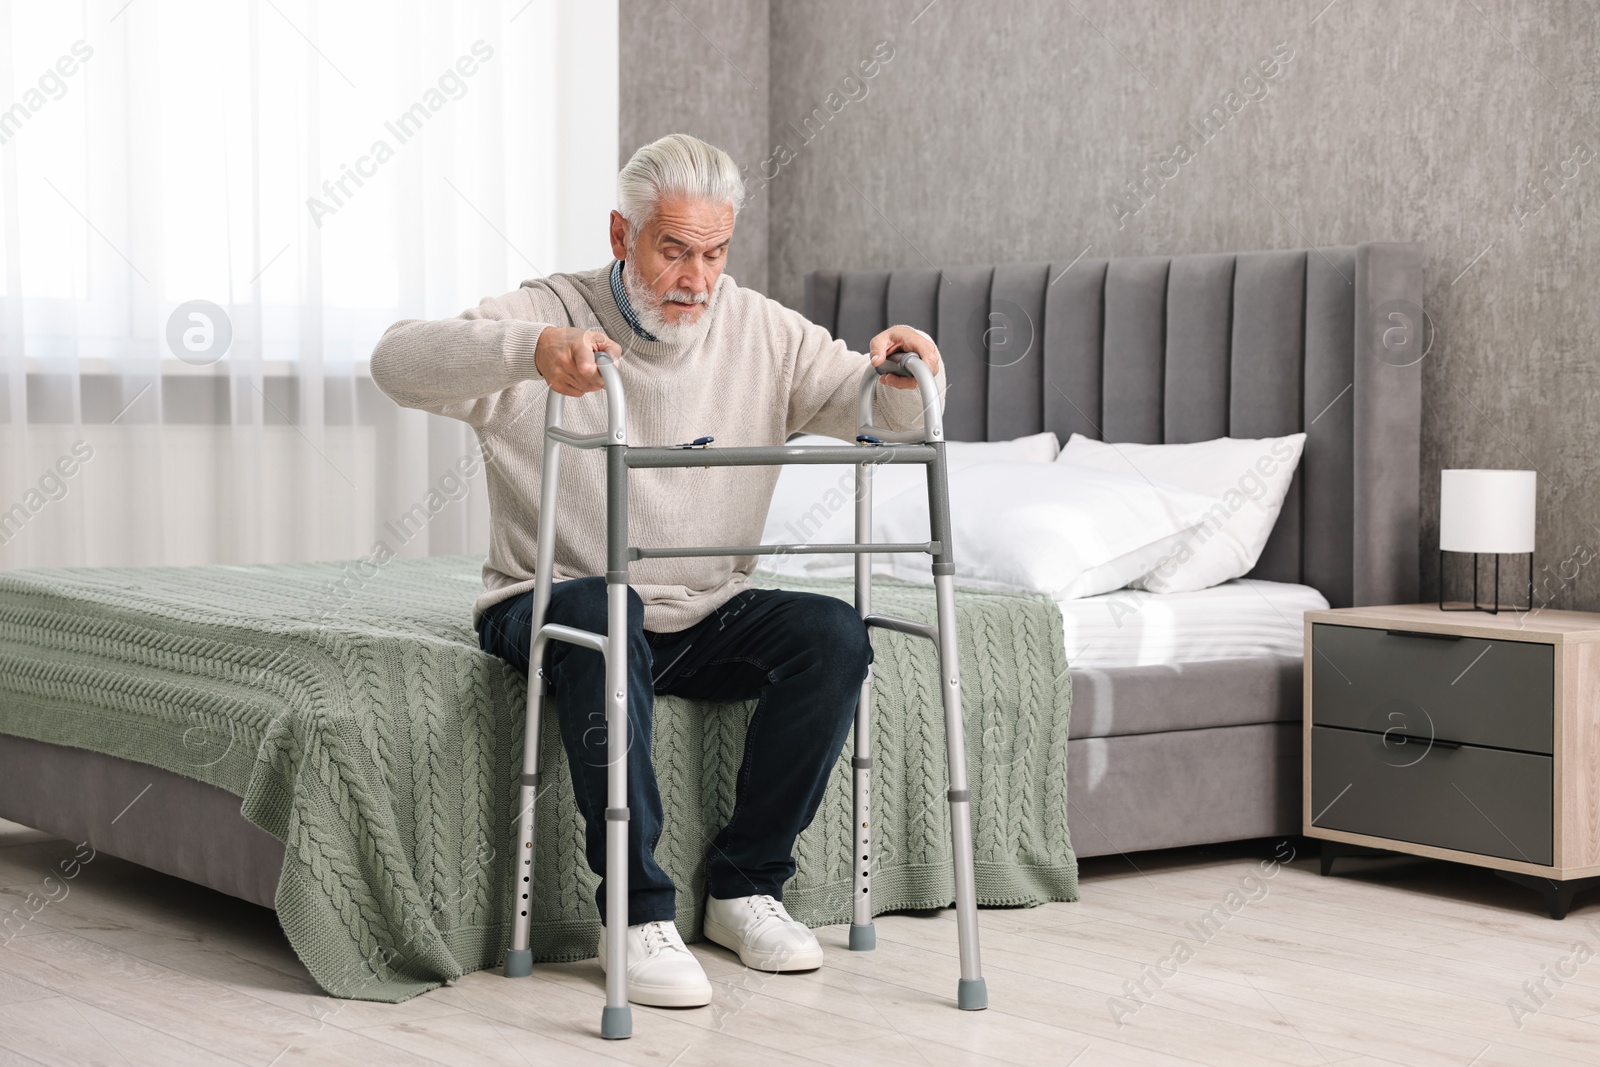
{"left": 674, "top": 436, "right": 715, "bottom": 449}
{"left": 856, "top": 434, "right": 885, "bottom": 445}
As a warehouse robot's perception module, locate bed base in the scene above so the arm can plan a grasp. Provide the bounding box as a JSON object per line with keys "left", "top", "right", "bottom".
{"left": 0, "top": 708, "right": 1305, "bottom": 920}
{"left": 0, "top": 733, "right": 283, "bottom": 909}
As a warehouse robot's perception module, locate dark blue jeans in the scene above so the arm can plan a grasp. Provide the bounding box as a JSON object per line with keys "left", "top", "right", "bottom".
{"left": 478, "top": 577, "right": 871, "bottom": 926}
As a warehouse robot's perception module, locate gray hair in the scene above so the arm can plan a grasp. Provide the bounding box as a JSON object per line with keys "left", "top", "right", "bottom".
{"left": 616, "top": 133, "right": 746, "bottom": 228}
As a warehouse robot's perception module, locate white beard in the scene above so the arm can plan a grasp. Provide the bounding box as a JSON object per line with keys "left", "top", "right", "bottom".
{"left": 622, "top": 258, "right": 716, "bottom": 345}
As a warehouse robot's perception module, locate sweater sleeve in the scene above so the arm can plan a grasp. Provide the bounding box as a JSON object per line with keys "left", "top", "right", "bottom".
{"left": 369, "top": 285, "right": 565, "bottom": 427}
{"left": 783, "top": 308, "right": 947, "bottom": 441}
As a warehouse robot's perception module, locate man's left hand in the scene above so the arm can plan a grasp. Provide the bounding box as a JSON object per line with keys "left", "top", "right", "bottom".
{"left": 868, "top": 325, "right": 941, "bottom": 390}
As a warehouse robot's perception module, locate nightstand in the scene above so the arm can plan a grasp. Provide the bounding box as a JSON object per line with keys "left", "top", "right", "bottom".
{"left": 1303, "top": 603, "right": 1600, "bottom": 918}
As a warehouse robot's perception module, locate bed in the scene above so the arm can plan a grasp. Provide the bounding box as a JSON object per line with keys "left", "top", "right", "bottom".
{"left": 0, "top": 558, "right": 1075, "bottom": 1002}
{"left": 803, "top": 241, "right": 1423, "bottom": 858}
{"left": 0, "top": 240, "right": 1421, "bottom": 997}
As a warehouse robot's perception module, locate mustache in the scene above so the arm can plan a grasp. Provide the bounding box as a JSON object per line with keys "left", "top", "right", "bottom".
{"left": 661, "top": 288, "right": 709, "bottom": 304}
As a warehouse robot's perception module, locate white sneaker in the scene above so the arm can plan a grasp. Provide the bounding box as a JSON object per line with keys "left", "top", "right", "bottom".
{"left": 597, "top": 920, "right": 713, "bottom": 1007}
{"left": 703, "top": 894, "right": 824, "bottom": 972}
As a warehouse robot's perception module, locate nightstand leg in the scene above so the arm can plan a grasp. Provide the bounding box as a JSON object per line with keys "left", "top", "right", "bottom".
{"left": 1318, "top": 840, "right": 1394, "bottom": 876}
{"left": 1552, "top": 885, "right": 1575, "bottom": 921}
{"left": 1495, "top": 871, "right": 1600, "bottom": 920}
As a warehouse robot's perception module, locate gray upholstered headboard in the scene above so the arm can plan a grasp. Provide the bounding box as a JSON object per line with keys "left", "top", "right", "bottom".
{"left": 803, "top": 243, "right": 1423, "bottom": 609}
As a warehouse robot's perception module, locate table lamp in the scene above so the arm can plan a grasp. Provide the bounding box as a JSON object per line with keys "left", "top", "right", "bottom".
{"left": 1439, "top": 469, "right": 1535, "bottom": 613}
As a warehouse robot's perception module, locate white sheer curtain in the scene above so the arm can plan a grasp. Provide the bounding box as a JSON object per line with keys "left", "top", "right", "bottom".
{"left": 0, "top": 0, "right": 618, "bottom": 570}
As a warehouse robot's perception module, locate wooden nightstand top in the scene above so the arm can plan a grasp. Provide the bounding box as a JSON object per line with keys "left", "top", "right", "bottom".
{"left": 1306, "top": 603, "right": 1600, "bottom": 644}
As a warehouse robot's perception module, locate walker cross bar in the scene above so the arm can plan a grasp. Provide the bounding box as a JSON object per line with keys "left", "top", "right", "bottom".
{"left": 501, "top": 351, "right": 987, "bottom": 1040}
{"left": 624, "top": 443, "right": 938, "bottom": 466}
{"left": 631, "top": 541, "right": 940, "bottom": 560}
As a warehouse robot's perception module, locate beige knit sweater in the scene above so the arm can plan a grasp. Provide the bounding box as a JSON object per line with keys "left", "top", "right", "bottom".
{"left": 370, "top": 266, "right": 945, "bottom": 632}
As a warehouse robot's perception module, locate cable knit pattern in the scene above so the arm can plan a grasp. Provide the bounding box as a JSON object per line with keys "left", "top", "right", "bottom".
{"left": 460, "top": 656, "right": 498, "bottom": 928}
{"left": 408, "top": 651, "right": 450, "bottom": 917}
{"left": 0, "top": 556, "right": 1074, "bottom": 1002}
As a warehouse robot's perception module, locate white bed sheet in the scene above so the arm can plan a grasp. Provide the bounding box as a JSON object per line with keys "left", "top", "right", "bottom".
{"left": 1058, "top": 578, "right": 1329, "bottom": 669}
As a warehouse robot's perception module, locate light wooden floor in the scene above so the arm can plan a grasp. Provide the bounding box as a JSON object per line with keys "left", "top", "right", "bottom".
{"left": 3, "top": 820, "right": 1599, "bottom": 1066}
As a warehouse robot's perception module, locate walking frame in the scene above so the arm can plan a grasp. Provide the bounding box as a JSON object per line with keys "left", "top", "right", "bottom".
{"left": 500, "top": 351, "right": 987, "bottom": 1039}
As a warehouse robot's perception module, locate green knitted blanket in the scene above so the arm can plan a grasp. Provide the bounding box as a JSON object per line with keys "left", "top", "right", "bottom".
{"left": 0, "top": 555, "right": 1075, "bottom": 1002}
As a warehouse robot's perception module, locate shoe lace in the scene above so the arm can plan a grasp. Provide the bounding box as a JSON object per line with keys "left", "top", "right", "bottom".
{"left": 747, "top": 894, "right": 786, "bottom": 922}
{"left": 640, "top": 920, "right": 676, "bottom": 957}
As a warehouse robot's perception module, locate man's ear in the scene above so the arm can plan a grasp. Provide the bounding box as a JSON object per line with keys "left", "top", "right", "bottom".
{"left": 609, "top": 211, "right": 630, "bottom": 262}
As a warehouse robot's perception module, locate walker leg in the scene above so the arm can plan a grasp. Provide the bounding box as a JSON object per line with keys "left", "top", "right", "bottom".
{"left": 600, "top": 579, "right": 633, "bottom": 1037}
{"left": 851, "top": 458, "right": 876, "bottom": 951}
{"left": 601, "top": 445, "right": 633, "bottom": 1039}
{"left": 507, "top": 393, "right": 565, "bottom": 979}
{"left": 503, "top": 665, "right": 545, "bottom": 978}
{"left": 934, "top": 573, "right": 986, "bottom": 1010}
{"left": 850, "top": 668, "right": 876, "bottom": 951}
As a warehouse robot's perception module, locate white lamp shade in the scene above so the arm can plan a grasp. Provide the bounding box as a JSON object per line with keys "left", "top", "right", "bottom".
{"left": 1440, "top": 469, "right": 1536, "bottom": 554}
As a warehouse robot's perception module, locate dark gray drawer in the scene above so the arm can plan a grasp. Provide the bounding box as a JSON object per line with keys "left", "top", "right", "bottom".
{"left": 1309, "top": 725, "right": 1552, "bottom": 865}
{"left": 1311, "top": 623, "right": 1553, "bottom": 754}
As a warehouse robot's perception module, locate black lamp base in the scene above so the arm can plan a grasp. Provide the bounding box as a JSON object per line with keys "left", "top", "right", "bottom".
{"left": 1438, "top": 549, "right": 1533, "bottom": 614}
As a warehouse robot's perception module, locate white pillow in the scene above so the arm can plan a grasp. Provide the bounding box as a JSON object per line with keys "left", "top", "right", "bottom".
{"left": 1055, "top": 432, "right": 1306, "bottom": 594}
{"left": 879, "top": 461, "right": 1219, "bottom": 599}
{"left": 760, "top": 432, "right": 1060, "bottom": 579}
{"left": 948, "top": 431, "right": 1061, "bottom": 464}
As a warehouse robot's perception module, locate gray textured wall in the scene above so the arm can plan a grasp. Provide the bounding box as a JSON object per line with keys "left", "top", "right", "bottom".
{"left": 764, "top": 0, "right": 1600, "bottom": 610}
{"left": 619, "top": 0, "right": 770, "bottom": 292}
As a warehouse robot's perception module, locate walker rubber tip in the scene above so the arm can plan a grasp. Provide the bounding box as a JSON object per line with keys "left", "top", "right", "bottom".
{"left": 502, "top": 949, "right": 533, "bottom": 978}
{"left": 600, "top": 1004, "right": 633, "bottom": 1039}
{"left": 849, "top": 923, "right": 877, "bottom": 951}
{"left": 957, "top": 977, "right": 988, "bottom": 1011}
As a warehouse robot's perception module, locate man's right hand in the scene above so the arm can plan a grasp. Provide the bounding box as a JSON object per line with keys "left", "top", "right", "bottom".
{"left": 534, "top": 327, "right": 622, "bottom": 397}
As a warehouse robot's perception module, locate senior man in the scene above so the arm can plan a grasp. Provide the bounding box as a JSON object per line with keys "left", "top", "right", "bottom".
{"left": 371, "top": 133, "right": 944, "bottom": 1008}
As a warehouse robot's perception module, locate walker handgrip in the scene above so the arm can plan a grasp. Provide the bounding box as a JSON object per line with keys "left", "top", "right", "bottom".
{"left": 875, "top": 352, "right": 915, "bottom": 377}
{"left": 593, "top": 354, "right": 629, "bottom": 445}
{"left": 857, "top": 352, "right": 942, "bottom": 443}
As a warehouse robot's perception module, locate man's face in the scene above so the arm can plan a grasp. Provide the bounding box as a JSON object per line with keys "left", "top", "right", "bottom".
{"left": 609, "top": 196, "right": 735, "bottom": 329}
